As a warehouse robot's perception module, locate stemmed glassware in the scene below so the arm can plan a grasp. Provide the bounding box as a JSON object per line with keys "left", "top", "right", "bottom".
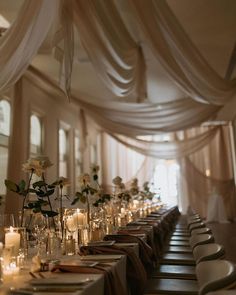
{"left": 64, "top": 210, "right": 78, "bottom": 255}
{"left": 30, "top": 213, "right": 48, "bottom": 256}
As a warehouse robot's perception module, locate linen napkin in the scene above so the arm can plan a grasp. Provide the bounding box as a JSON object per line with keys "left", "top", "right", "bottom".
{"left": 51, "top": 261, "right": 126, "bottom": 295}
{"left": 104, "top": 234, "right": 154, "bottom": 271}
{"left": 80, "top": 245, "right": 147, "bottom": 295}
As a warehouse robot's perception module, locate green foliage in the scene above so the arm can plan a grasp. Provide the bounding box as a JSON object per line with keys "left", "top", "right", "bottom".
{"left": 93, "top": 193, "right": 112, "bottom": 207}
{"left": 5, "top": 178, "right": 58, "bottom": 217}
{"left": 71, "top": 191, "right": 86, "bottom": 205}
{"left": 71, "top": 185, "right": 98, "bottom": 206}
{"left": 93, "top": 174, "right": 98, "bottom": 181}
{"left": 117, "top": 192, "right": 131, "bottom": 202}
{"left": 5, "top": 179, "right": 29, "bottom": 196}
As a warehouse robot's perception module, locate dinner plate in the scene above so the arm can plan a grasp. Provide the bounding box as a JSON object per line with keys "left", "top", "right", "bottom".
{"left": 81, "top": 254, "right": 123, "bottom": 261}
{"left": 87, "top": 240, "right": 115, "bottom": 246}
{"left": 30, "top": 277, "right": 92, "bottom": 286}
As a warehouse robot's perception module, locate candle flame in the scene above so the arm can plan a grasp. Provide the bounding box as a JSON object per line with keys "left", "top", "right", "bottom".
{"left": 9, "top": 226, "right": 14, "bottom": 233}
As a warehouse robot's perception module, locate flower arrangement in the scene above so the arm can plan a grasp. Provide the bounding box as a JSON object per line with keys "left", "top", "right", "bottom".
{"left": 53, "top": 176, "right": 70, "bottom": 236}
{"left": 112, "top": 176, "right": 131, "bottom": 203}
{"left": 140, "top": 181, "right": 155, "bottom": 200}
{"left": 71, "top": 165, "right": 112, "bottom": 221}
{"left": 5, "top": 156, "right": 58, "bottom": 227}
{"left": 129, "top": 178, "right": 139, "bottom": 196}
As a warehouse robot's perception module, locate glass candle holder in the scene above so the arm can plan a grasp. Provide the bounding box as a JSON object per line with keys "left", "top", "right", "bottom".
{"left": 4, "top": 227, "right": 21, "bottom": 258}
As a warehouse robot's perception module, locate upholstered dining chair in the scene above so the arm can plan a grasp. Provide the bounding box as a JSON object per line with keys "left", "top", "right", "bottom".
{"left": 144, "top": 259, "right": 236, "bottom": 295}
{"left": 152, "top": 243, "right": 225, "bottom": 279}
{"left": 165, "top": 233, "right": 214, "bottom": 254}
{"left": 154, "top": 243, "right": 225, "bottom": 280}
{"left": 197, "top": 260, "right": 236, "bottom": 295}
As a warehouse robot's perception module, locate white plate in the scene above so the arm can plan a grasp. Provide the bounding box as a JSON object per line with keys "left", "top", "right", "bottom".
{"left": 81, "top": 254, "right": 122, "bottom": 261}
{"left": 30, "top": 277, "right": 91, "bottom": 286}
{"left": 87, "top": 240, "right": 115, "bottom": 246}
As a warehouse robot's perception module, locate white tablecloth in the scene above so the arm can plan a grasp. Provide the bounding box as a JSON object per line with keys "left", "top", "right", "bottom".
{"left": 0, "top": 254, "right": 127, "bottom": 295}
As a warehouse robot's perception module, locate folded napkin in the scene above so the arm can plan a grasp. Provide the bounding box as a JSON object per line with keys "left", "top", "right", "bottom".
{"left": 104, "top": 234, "right": 154, "bottom": 271}
{"left": 51, "top": 262, "right": 126, "bottom": 295}
{"left": 80, "top": 244, "right": 147, "bottom": 295}
{"left": 117, "top": 227, "right": 158, "bottom": 261}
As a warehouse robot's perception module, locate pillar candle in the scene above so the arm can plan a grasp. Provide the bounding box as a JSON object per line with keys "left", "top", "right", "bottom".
{"left": 5, "top": 227, "right": 20, "bottom": 257}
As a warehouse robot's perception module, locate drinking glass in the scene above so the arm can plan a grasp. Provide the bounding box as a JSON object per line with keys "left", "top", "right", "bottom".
{"left": 30, "top": 213, "right": 47, "bottom": 256}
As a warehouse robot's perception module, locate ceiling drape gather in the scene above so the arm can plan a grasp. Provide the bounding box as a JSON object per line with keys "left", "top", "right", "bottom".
{"left": 0, "top": 0, "right": 59, "bottom": 94}
{"left": 75, "top": 95, "right": 220, "bottom": 135}
{"left": 109, "top": 127, "right": 218, "bottom": 159}
{"left": 27, "top": 65, "right": 221, "bottom": 136}
{"left": 129, "top": 0, "right": 236, "bottom": 105}
{"left": 73, "top": 0, "right": 146, "bottom": 100}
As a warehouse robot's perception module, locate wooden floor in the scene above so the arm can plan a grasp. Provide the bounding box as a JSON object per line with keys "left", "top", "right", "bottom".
{"left": 207, "top": 222, "right": 236, "bottom": 263}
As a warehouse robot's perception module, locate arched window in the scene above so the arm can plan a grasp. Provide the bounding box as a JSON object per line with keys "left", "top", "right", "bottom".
{"left": 75, "top": 131, "right": 82, "bottom": 191}
{"left": 90, "top": 144, "right": 97, "bottom": 165}
{"left": 0, "top": 99, "right": 11, "bottom": 195}
{"left": 30, "top": 114, "right": 42, "bottom": 156}
{"left": 0, "top": 100, "right": 10, "bottom": 136}
{"left": 59, "top": 128, "right": 68, "bottom": 178}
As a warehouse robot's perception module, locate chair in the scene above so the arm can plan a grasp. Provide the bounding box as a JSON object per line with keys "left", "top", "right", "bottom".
{"left": 193, "top": 243, "right": 225, "bottom": 264}
{"left": 153, "top": 243, "right": 225, "bottom": 280}
{"left": 197, "top": 260, "right": 236, "bottom": 295}
{"left": 171, "top": 227, "right": 211, "bottom": 242}
{"left": 191, "top": 227, "right": 211, "bottom": 235}
{"left": 165, "top": 233, "right": 214, "bottom": 254}
{"left": 169, "top": 222, "right": 206, "bottom": 245}
{"left": 144, "top": 259, "right": 236, "bottom": 294}
{"left": 189, "top": 222, "right": 206, "bottom": 233}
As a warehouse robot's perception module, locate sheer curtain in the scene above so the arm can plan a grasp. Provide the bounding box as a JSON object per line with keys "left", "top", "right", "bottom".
{"left": 0, "top": 0, "right": 58, "bottom": 93}
{"left": 101, "top": 133, "right": 148, "bottom": 192}
{"left": 178, "top": 125, "right": 236, "bottom": 219}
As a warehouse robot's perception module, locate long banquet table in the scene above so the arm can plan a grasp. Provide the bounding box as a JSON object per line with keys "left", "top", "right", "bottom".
{"left": 0, "top": 205, "right": 180, "bottom": 295}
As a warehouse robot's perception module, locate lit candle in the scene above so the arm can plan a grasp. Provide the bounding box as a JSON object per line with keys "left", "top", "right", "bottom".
{"left": 73, "top": 209, "right": 85, "bottom": 226}
{"left": 5, "top": 227, "right": 20, "bottom": 257}
{"left": 66, "top": 216, "right": 77, "bottom": 232}
{"left": 121, "top": 208, "right": 125, "bottom": 215}
{"left": 3, "top": 262, "right": 20, "bottom": 280}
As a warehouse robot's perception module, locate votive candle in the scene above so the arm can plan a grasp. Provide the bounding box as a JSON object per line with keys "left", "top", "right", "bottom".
{"left": 5, "top": 227, "right": 20, "bottom": 257}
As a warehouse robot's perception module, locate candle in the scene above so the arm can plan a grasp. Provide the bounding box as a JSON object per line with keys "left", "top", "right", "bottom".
{"left": 73, "top": 209, "right": 85, "bottom": 226}
{"left": 5, "top": 227, "right": 20, "bottom": 257}
{"left": 3, "top": 262, "right": 19, "bottom": 280}
{"left": 66, "top": 216, "right": 77, "bottom": 232}
{"left": 121, "top": 208, "right": 125, "bottom": 215}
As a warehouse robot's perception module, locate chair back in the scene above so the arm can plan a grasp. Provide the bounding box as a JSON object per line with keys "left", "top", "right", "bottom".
{"left": 187, "top": 218, "right": 202, "bottom": 228}
{"left": 190, "top": 234, "right": 214, "bottom": 249}
{"left": 193, "top": 243, "right": 225, "bottom": 264}
{"left": 197, "top": 260, "right": 236, "bottom": 295}
{"left": 189, "top": 222, "right": 206, "bottom": 232}
{"left": 191, "top": 227, "right": 211, "bottom": 235}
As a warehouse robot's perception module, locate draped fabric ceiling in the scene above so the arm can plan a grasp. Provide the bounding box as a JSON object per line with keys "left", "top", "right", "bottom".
{"left": 1, "top": 0, "right": 235, "bottom": 156}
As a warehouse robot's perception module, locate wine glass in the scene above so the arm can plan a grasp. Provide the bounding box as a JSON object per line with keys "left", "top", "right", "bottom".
{"left": 64, "top": 212, "right": 78, "bottom": 237}
{"left": 64, "top": 210, "right": 78, "bottom": 255}
{"left": 30, "top": 213, "right": 47, "bottom": 255}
